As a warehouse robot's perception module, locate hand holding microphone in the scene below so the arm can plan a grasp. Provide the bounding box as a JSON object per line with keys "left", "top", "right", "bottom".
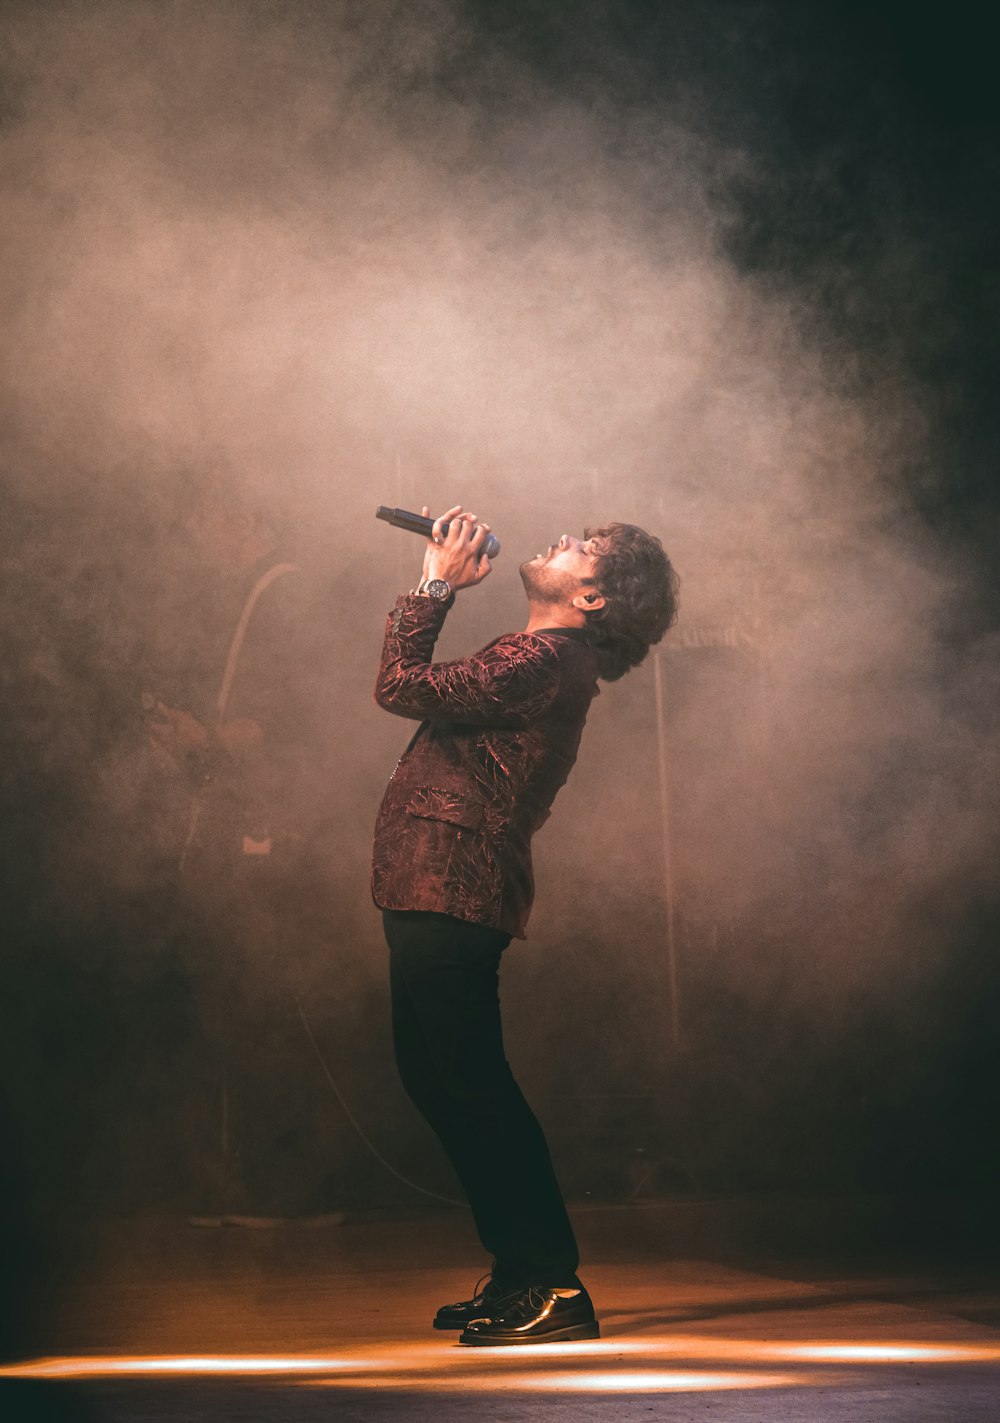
{"left": 421, "top": 504, "right": 494, "bottom": 591}
{"left": 376, "top": 505, "right": 501, "bottom": 560}
{"left": 376, "top": 503, "right": 498, "bottom": 593}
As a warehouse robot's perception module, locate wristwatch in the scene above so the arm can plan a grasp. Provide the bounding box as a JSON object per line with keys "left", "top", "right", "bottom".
{"left": 417, "top": 577, "right": 452, "bottom": 600}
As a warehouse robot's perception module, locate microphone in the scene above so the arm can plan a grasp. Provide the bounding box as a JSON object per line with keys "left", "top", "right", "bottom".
{"left": 375, "top": 506, "right": 501, "bottom": 560}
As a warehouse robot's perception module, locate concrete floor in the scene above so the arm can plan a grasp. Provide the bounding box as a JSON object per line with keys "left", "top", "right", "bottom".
{"left": 3, "top": 1204, "right": 1000, "bottom": 1420}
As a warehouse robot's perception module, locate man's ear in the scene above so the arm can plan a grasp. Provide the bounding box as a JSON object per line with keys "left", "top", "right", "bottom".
{"left": 572, "top": 590, "right": 606, "bottom": 613}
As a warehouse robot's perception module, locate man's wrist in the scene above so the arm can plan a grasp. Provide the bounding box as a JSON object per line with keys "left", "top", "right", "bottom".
{"left": 411, "top": 576, "right": 453, "bottom": 601}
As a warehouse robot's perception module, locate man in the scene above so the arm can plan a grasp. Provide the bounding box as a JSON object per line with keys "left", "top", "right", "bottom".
{"left": 372, "top": 503, "right": 679, "bottom": 1345}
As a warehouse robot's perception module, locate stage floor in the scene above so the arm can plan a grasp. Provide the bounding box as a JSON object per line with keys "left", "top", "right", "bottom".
{"left": 3, "top": 1204, "right": 1000, "bottom": 1420}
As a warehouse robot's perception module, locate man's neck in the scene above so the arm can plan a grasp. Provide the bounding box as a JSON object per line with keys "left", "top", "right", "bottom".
{"left": 523, "top": 603, "right": 586, "bottom": 635}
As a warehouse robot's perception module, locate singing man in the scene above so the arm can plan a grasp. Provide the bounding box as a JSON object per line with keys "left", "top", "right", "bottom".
{"left": 372, "top": 503, "right": 679, "bottom": 1345}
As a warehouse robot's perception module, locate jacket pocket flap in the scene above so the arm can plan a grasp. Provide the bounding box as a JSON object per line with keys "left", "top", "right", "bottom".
{"left": 406, "top": 787, "right": 485, "bottom": 830}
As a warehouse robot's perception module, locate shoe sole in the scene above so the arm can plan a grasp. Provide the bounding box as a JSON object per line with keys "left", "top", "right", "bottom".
{"left": 459, "top": 1320, "right": 600, "bottom": 1346}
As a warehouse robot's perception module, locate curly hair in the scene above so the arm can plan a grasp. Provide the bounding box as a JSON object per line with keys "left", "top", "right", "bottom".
{"left": 581, "top": 523, "right": 679, "bottom": 681}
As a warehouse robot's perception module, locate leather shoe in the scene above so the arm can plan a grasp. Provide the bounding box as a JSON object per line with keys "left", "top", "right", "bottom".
{"left": 459, "top": 1284, "right": 599, "bottom": 1345}
{"left": 433, "top": 1272, "right": 512, "bottom": 1330}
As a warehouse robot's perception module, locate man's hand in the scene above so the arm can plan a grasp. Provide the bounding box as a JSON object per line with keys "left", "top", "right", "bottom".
{"left": 420, "top": 504, "right": 493, "bottom": 591}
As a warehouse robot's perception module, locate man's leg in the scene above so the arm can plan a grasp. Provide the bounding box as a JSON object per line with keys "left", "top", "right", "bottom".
{"left": 383, "top": 909, "right": 580, "bottom": 1288}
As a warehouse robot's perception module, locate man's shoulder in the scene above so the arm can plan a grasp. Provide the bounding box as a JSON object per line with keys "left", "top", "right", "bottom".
{"left": 504, "top": 628, "right": 598, "bottom": 667}
{"left": 482, "top": 629, "right": 599, "bottom": 693}
{"left": 488, "top": 628, "right": 589, "bottom": 649}
{"left": 478, "top": 630, "right": 567, "bottom": 666}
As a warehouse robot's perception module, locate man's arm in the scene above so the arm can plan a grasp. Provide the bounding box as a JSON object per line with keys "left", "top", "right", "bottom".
{"left": 373, "top": 502, "right": 560, "bottom": 727}
{"left": 375, "top": 596, "right": 561, "bottom": 726}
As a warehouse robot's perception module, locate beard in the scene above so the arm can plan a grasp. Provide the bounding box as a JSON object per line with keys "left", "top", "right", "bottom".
{"left": 519, "top": 559, "right": 580, "bottom": 605}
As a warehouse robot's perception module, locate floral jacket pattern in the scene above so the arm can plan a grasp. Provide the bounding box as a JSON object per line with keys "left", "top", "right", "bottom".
{"left": 371, "top": 593, "right": 600, "bottom": 937}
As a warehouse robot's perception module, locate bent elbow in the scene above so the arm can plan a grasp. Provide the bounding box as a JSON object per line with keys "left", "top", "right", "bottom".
{"left": 374, "top": 673, "right": 417, "bottom": 718}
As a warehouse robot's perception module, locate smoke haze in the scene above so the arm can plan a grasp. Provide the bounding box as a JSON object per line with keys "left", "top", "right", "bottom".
{"left": 2, "top": 0, "right": 998, "bottom": 1214}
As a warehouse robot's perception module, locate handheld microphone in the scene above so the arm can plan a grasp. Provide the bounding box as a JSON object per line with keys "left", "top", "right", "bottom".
{"left": 375, "top": 506, "right": 501, "bottom": 560}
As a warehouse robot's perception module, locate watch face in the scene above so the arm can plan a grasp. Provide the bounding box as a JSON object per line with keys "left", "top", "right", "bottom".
{"left": 425, "top": 578, "right": 451, "bottom": 600}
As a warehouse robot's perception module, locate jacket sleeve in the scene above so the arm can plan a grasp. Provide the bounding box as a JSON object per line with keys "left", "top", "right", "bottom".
{"left": 374, "top": 594, "right": 561, "bottom": 727}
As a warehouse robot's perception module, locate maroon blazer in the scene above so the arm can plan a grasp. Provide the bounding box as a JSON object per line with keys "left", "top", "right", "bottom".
{"left": 371, "top": 593, "right": 600, "bottom": 938}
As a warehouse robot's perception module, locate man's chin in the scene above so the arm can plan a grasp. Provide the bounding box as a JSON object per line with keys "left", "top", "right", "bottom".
{"left": 520, "top": 566, "right": 563, "bottom": 605}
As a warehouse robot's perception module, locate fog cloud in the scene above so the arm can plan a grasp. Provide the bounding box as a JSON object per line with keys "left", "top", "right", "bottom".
{"left": 2, "top": 0, "right": 996, "bottom": 1113}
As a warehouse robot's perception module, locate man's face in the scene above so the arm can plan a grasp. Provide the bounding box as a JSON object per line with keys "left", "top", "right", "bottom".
{"left": 519, "top": 533, "right": 608, "bottom": 604}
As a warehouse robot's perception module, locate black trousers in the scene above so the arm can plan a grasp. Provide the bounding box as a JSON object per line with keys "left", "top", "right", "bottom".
{"left": 383, "top": 909, "right": 581, "bottom": 1288}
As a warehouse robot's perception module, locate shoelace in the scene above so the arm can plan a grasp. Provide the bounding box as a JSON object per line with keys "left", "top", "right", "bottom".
{"left": 489, "top": 1284, "right": 551, "bottom": 1318}
{"left": 457, "top": 1269, "right": 506, "bottom": 1306}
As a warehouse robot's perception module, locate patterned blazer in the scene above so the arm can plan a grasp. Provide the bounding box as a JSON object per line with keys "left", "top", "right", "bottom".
{"left": 371, "top": 593, "right": 600, "bottom": 938}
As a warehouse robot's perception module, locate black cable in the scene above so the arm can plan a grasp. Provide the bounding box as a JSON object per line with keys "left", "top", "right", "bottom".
{"left": 293, "top": 995, "right": 466, "bottom": 1210}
